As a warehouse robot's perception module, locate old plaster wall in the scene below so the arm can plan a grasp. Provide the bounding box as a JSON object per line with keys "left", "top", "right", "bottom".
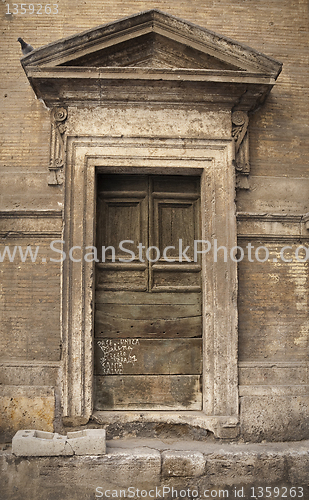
{"left": 1, "top": 0, "right": 309, "bottom": 442}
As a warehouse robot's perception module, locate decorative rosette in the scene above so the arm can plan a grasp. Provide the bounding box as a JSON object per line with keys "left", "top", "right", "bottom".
{"left": 53, "top": 107, "right": 68, "bottom": 123}
{"left": 232, "top": 110, "right": 246, "bottom": 126}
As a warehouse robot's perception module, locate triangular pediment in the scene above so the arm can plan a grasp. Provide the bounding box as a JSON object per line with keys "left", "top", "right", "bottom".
{"left": 58, "top": 32, "right": 241, "bottom": 71}
{"left": 21, "top": 9, "right": 282, "bottom": 76}
{"left": 21, "top": 10, "right": 282, "bottom": 111}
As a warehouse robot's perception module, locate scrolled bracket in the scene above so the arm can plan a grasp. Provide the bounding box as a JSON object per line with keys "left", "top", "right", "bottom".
{"left": 48, "top": 107, "right": 68, "bottom": 186}
{"left": 232, "top": 110, "right": 250, "bottom": 189}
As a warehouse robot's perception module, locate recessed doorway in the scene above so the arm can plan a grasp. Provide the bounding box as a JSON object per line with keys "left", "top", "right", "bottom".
{"left": 94, "top": 174, "right": 202, "bottom": 410}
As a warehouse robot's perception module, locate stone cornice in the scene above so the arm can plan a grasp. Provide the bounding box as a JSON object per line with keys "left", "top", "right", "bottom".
{"left": 24, "top": 72, "right": 273, "bottom": 112}
{"left": 21, "top": 9, "right": 282, "bottom": 77}
{"left": 20, "top": 10, "right": 281, "bottom": 112}
{"left": 25, "top": 66, "right": 277, "bottom": 84}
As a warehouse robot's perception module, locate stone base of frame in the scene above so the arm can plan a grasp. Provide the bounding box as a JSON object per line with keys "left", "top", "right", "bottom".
{"left": 92, "top": 411, "right": 239, "bottom": 439}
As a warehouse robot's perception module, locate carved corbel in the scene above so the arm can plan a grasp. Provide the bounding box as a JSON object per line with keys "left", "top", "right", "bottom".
{"left": 48, "top": 107, "right": 68, "bottom": 185}
{"left": 303, "top": 213, "right": 309, "bottom": 231}
{"left": 232, "top": 110, "right": 250, "bottom": 189}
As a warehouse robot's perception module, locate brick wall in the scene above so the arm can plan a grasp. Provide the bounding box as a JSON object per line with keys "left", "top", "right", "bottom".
{"left": 0, "top": 238, "right": 61, "bottom": 361}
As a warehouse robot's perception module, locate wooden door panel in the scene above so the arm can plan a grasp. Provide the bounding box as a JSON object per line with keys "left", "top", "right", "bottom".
{"left": 96, "top": 265, "right": 148, "bottom": 291}
{"left": 95, "top": 375, "right": 202, "bottom": 410}
{"left": 151, "top": 194, "right": 201, "bottom": 292}
{"left": 155, "top": 201, "right": 197, "bottom": 260}
{"left": 96, "top": 175, "right": 148, "bottom": 291}
{"left": 152, "top": 175, "right": 200, "bottom": 195}
{"left": 96, "top": 302, "right": 201, "bottom": 319}
{"left": 95, "top": 290, "right": 202, "bottom": 337}
{"left": 98, "top": 174, "right": 148, "bottom": 193}
{"left": 152, "top": 268, "right": 201, "bottom": 291}
{"left": 100, "top": 200, "right": 144, "bottom": 258}
{"left": 94, "top": 338, "right": 202, "bottom": 375}
{"left": 95, "top": 314, "right": 202, "bottom": 338}
{"left": 96, "top": 290, "right": 202, "bottom": 305}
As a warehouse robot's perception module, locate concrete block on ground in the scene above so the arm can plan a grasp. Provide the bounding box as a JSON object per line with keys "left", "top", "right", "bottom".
{"left": 12, "top": 429, "right": 106, "bottom": 456}
{"left": 67, "top": 429, "right": 106, "bottom": 455}
{"left": 162, "top": 450, "right": 206, "bottom": 477}
{"left": 12, "top": 430, "right": 73, "bottom": 456}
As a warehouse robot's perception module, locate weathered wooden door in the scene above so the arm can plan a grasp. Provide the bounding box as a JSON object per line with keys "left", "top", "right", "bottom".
{"left": 94, "top": 174, "right": 202, "bottom": 410}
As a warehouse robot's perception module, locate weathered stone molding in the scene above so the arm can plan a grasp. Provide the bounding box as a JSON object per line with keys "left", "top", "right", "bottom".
{"left": 93, "top": 411, "right": 239, "bottom": 439}
{"left": 239, "top": 386, "right": 309, "bottom": 396}
{"left": 48, "top": 107, "right": 68, "bottom": 186}
{"left": 0, "top": 209, "right": 63, "bottom": 237}
{"left": 237, "top": 212, "right": 309, "bottom": 238}
{"left": 0, "top": 210, "right": 63, "bottom": 217}
{"left": 21, "top": 10, "right": 282, "bottom": 77}
{"left": 239, "top": 361, "right": 309, "bottom": 393}
{"left": 0, "top": 232, "right": 62, "bottom": 238}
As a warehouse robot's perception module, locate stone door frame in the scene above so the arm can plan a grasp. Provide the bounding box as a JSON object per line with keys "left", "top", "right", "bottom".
{"left": 61, "top": 135, "right": 239, "bottom": 438}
